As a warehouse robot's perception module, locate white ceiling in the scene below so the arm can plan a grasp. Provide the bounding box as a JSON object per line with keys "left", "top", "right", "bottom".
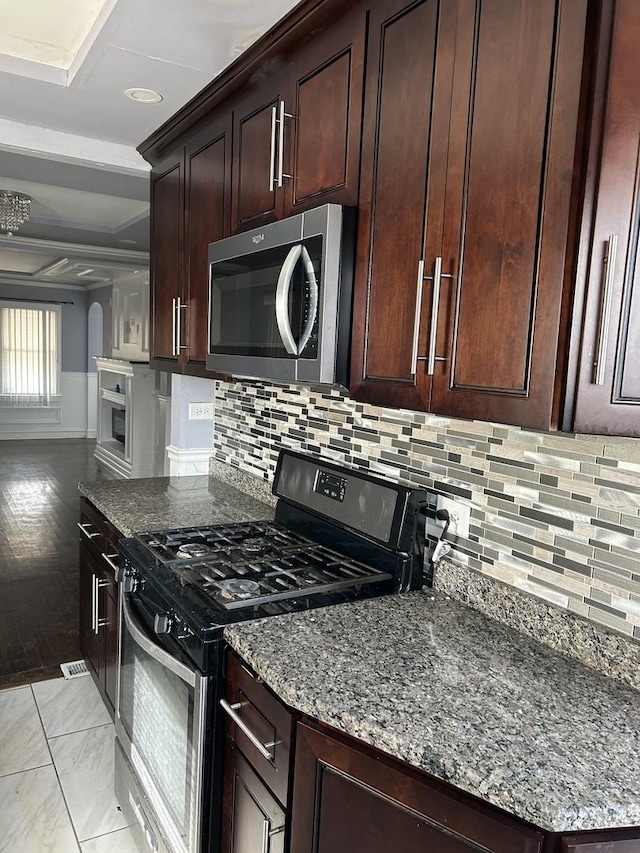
{"left": 0, "top": 0, "right": 299, "bottom": 288}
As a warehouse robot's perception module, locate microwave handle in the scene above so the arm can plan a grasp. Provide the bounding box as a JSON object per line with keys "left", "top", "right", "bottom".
{"left": 297, "top": 245, "right": 318, "bottom": 354}
{"left": 275, "top": 244, "right": 302, "bottom": 354}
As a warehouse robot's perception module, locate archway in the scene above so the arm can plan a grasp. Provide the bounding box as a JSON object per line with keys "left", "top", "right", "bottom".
{"left": 87, "top": 301, "right": 104, "bottom": 437}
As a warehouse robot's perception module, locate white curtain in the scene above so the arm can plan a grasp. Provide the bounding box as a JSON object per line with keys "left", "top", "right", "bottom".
{"left": 0, "top": 302, "right": 61, "bottom": 406}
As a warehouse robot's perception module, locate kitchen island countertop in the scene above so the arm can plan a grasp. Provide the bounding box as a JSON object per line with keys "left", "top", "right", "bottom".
{"left": 225, "top": 590, "right": 640, "bottom": 834}
{"left": 78, "top": 472, "right": 274, "bottom": 537}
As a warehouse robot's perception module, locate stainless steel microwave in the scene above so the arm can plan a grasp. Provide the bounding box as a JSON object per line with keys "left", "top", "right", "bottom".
{"left": 206, "top": 204, "right": 354, "bottom": 385}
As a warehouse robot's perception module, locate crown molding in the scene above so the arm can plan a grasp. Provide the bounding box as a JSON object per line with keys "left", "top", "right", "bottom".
{"left": 0, "top": 233, "right": 149, "bottom": 266}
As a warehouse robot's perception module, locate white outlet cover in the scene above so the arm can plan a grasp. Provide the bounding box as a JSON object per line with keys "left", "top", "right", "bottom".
{"left": 435, "top": 495, "right": 470, "bottom": 540}
{"left": 188, "top": 402, "right": 214, "bottom": 420}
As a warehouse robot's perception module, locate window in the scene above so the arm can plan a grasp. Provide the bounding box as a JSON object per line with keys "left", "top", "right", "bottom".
{"left": 0, "top": 301, "right": 61, "bottom": 406}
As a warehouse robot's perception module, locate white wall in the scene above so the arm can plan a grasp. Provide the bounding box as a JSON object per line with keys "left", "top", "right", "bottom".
{"left": 0, "top": 372, "right": 89, "bottom": 440}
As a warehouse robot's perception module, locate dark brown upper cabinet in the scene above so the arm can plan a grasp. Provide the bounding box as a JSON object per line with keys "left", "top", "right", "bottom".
{"left": 231, "top": 74, "right": 286, "bottom": 232}
{"left": 150, "top": 148, "right": 183, "bottom": 368}
{"left": 351, "top": 0, "right": 590, "bottom": 431}
{"left": 570, "top": 0, "right": 640, "bottom": 437}
{"left": 350, "top": 0, "right": 445, "bottom": 412}
{"left": 149, "top": 113, "right": 231, "bottom": 374}
{"left": 230, "top": 5, "right": 365, "bottom": 234}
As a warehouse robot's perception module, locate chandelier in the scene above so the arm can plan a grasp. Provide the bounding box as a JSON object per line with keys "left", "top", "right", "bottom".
{"left": 0, "top": 190, "right": 32, "bottom": 236}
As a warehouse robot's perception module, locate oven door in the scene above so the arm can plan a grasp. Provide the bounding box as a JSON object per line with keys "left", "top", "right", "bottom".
{"left": 116, "top": 590, "right": 208, "bottom": 853}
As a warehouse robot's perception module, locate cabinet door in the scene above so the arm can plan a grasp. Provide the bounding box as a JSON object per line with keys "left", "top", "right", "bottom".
{"left": 572, "top": 0, "right": 640, "bottom": 436}
{"left": 150, "top": 149, "right": 184, "bottom": 367}
{"left": 231, "top": 78, "right": 287, "bottom": 232}
{"left": 221, "top": 743, "right": 286, "bottom": 853}
{"left": 430, "top": 0, "right": 588, "bottom": 429}
{"left": 350, "top": 0, "right": 451, "bottom": 410}
{"left": 291, "top": 724, "right": 543, "bottom": 853}
{"left": 78, "top": 543, "right": 100, "bottom": 678}
{"left": 184, "top": 114, "right": 232, "bottom": 369}
{"left": 285, "top": 7, "right": 365, "bottom": 214}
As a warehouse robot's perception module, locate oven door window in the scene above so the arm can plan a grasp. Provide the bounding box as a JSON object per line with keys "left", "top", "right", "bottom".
{"left": 209, "top": 236, "right": 322, "bottom": 359}
{"left": 119, "top": 607, "right": 199, "bottom": 846}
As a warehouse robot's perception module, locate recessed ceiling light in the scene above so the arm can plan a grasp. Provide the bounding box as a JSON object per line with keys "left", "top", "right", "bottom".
{"left": 125, "top": 88, "right": 163, "bottom": 104}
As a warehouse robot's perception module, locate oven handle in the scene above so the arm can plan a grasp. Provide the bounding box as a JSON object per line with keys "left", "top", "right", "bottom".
{"left": 121, "top": 593, "right": 197, "bottom": 688}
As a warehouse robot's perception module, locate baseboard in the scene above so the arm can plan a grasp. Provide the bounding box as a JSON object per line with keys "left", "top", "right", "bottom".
{"left": 0, "top": 430, "right": 90, "bottom": 440}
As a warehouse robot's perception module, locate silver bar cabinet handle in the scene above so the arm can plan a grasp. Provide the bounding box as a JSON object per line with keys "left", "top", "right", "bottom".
{"left": 102, "top": 553, "right": 119, "bottom": 572}
{"left": 427, "top": 256, "right": 443, "bottom": 375}
{"left": 77, "top": 522, "right": 100, "bottom": 540}
{"left": 261, "top": 820, "right": 270, "bottom": 853}
{"left": 410, "top": 260, "right": 425, "bottom": 375}
{"left": 220, "top": 699, "right": 274, "bottom": 760}
{"left": 594, "top": 234, "right": 618, "bottom": 386}
{"left": 269, "top": 106, "right": 277, "bottom": 190}
{"left": 277, "top": 100, "right": 294, "bottom": 188}
{"left": 176, "top": 298, "right": 187, "bottom": 352}
{"left": 93, "top": 576, "right": 109, "bottom": 634}
{"left": 171, "top": 297, "right": 177, "bottom": 356}
{"left": 92, "top": 575, "right": 98, "bottom": 634}
{"left": 260, "top": 820, "right": 284, "bottom": 853}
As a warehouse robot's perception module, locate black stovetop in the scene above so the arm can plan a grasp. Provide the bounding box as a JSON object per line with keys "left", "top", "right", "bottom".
{"left": 122, "top": 519, "right": 393, "bottom": 613}
{"left": 117, "top": 451, "right": 428, "bottom": 672}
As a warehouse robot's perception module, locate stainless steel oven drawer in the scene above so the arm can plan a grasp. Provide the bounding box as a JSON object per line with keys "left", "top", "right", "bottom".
{"left": 115, "top": 739, "right": 171, "bottom": 853}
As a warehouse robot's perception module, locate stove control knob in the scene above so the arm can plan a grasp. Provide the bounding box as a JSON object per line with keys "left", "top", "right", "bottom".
{"left": 153, "top": 612, "right": 173, "bottom": 635}
{"left": 115, "top": 564, "right": 138, "bottom": 593}
{"left": 122, "top": 573, "right": 138, "bottom": 594}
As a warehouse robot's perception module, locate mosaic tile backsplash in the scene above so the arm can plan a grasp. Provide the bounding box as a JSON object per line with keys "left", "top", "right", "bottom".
{"left": 211, "top": 380, "right": 640, "bottom": 642}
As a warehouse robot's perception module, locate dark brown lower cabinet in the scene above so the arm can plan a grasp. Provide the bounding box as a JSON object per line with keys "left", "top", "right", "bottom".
{"left": 220, "top": 652, "right": 640, "bottom": 853}
{"left": 221, "top": 744, "right": 286, "bottom": 853}
{"left": 78, "top": 497, "right": 120, "bottom": 717}
{"left": 221, "top": 652, "right": 296, "bottom": 853}
{"left": 290, "top": 722, "right": 544, "bottom": 853}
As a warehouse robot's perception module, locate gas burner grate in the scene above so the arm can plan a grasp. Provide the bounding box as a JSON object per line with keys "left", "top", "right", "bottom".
{"left": 137, "top": 521, "right": 311, "bottom": 564}
{"left": 168, "top": 543, "right": 393, "bottom": 610}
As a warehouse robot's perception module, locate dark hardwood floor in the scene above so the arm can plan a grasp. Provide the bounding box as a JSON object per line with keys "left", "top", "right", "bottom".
{"left": 0, "top": 439, "right": 114, "bottom": 689}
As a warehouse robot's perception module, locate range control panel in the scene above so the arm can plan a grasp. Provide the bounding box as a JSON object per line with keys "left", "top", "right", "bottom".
{"left": 314, "top": 471, "right": 347, "bottom": 502}
{"left": 274, "top": 451, "right": 401, "bottom": 544}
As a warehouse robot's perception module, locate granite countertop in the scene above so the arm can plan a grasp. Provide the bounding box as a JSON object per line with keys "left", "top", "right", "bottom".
{"left": 78, "top": 472, "right": 274, "bottom": 536}
{"left": 225, "top": 590, "right": 640, "bottom": 834}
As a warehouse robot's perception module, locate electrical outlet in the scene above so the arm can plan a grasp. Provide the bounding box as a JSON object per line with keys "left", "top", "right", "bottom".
{"left": 188, "top": 402, "right": 214, "bottom": 420}
{"left": 435, "top": 495, "right": 470, "bottom": 540}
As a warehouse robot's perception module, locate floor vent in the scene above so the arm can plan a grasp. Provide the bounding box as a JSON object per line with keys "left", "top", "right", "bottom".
{"left": 60, "top": 660, "right": 90, "bottom": 679}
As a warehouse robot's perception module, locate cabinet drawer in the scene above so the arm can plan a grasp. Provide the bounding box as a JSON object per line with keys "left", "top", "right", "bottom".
{"left": 78, "top": 497, "right": 120, "bottom": 575}
{"left": 223, "top": 651, "right": 295, "bottom": 806}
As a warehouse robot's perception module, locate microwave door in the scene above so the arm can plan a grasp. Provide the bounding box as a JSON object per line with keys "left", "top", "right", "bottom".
{"left": 275, "top": 244, "right": 319, "bottom": 356}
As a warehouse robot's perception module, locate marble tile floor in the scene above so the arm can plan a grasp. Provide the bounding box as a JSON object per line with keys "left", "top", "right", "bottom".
{"left": 0, "top": 673, "right": 138, "bottom": 853}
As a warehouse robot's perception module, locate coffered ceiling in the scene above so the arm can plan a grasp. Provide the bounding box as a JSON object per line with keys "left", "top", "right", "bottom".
{"left": 0, "top": 0, "right": 298, "bottom": 288}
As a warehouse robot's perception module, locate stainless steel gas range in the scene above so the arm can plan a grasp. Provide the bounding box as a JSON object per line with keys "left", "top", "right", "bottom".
{"left": 113, "top": 450, "right": 428, "bottom": 853}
